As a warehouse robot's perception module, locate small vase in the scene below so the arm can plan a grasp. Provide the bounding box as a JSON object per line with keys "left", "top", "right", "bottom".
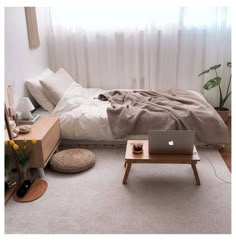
{"left": 19, "top": 164, "right": 30, "bottom": 183}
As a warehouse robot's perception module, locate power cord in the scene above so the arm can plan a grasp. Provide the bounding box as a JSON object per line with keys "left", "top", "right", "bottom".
{"left": 201, "top": 153, "right": 231, "bottom": 184}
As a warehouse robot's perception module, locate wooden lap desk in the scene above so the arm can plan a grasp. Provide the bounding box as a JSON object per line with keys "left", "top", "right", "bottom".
{"left": 123, "top": 140, "right": 200, "bottom": 185}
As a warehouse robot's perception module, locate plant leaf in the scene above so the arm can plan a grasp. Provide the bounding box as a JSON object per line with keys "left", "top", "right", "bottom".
{"left": 198, "top": 69, "right": 210, "bottom": 77}
{"left": 209, "top": 64, "right": 221, "bottom": 70}
{"left": 227, "top": 62, "right": 231, "bottom": 68}
{"left": 203, "top": 77, "right": 221, "bottom": 90}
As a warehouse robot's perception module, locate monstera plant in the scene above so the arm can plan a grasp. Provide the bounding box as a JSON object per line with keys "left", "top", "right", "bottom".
{"left": 198, "top": 62, "right": 231, "bottom": 122}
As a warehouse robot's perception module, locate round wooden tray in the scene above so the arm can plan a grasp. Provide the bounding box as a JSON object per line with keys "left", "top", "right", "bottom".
{"left": 13, "top": 179, "right": 48, "bottom": 203}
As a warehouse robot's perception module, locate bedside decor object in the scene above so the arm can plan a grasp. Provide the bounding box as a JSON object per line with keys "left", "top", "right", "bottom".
{"left": 16, "top": 97, "right": 35, "bottom": 120}
{"left": 132, "top": 142, "right": 143, "bottom": 154}
{"left": 9, "top": 119, "right": 19, "bottom": 138}
{"left": 50, "top": 148, "right": 95, "bottom": 173}
{"left": 9, "top": 138, "right": 38, "bottom": 182}
{"left": 18, "top": 125, "right": 31, "bottom": 134}
{"left": 7, "top": 84, "right": 17, "bottom": 120}
{"left": 13, "top": 179, "right": 48, "bottom": 203}
{"left": 16, "top": 180, "right": 33, "bottom": 198}
{"left": 17, "top": 113, "right": 40, "bottom": 125}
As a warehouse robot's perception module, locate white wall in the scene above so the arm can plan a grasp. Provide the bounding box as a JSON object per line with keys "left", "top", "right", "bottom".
{"left": 5, "top": 7, "right": 49, "bottom": 109}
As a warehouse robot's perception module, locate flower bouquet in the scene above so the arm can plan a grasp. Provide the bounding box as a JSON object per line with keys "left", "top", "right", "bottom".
{"left": 6, "top": 139, "right": 37, "bottom": 182}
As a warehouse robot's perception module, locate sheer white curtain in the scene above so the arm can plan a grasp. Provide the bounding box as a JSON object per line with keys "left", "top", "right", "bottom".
{"left": 47, "top": 6, "right": 231, "bottom": 107}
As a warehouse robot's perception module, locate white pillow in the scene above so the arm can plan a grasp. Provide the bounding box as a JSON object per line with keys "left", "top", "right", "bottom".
{"left": 40, "top": 68, "right": 79, "bottom": 105}
{"left": 25, "top": 68, "right": 55, "bottom": 112}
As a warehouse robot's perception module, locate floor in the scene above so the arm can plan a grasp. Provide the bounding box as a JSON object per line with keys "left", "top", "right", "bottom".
{"left": 5, "top": 147, "right": 231, "bottom": 234}
{"left": 219, "top": 117, "right": 231, "bottom": 172}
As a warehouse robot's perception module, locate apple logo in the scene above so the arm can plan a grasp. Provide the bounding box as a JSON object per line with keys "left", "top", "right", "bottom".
{"left": 168, "top": 140, "right": 174, "bottom": 146}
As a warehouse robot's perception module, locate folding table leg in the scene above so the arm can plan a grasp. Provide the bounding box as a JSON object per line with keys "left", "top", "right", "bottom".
{"left": 191, "top": 164, "right": 201, "bottom": 185}
{"left": 122, "top": 163, "right": 132, "bottom": 184}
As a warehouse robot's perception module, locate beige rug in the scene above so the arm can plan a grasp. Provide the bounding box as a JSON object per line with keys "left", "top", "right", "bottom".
{"left": 5, "top": 146, "right": 231, "bottom": 234}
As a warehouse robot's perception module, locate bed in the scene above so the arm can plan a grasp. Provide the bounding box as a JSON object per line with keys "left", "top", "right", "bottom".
{"left": 28, "top": 68, "right": 229, "bottom": 147}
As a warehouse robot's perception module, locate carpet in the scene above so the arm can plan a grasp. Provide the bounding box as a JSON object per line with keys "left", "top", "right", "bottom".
{"left": 5, "top": 146, "right": 231, "bottom": 234}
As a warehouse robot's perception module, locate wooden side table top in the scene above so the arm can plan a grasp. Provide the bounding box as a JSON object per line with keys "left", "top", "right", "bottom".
{"left": 125, "top": 140, "right": 200, "bottom": 163}
{"left": 15, "top": 116, "right": 59, "bottom": 140}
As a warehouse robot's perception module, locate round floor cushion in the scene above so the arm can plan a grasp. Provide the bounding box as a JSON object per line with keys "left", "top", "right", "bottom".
{"left": 50, "top": 148, "right": 95, "bottom": 173}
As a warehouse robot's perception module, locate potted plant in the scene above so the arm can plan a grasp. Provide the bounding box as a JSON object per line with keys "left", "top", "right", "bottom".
{"left": 198, "top": 62, "right": 231, "bottom": 123}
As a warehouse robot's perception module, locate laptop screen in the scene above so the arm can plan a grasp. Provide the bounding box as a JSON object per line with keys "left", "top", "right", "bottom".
{"left": 148, "top": 130, "right": 195, "bottom": 155}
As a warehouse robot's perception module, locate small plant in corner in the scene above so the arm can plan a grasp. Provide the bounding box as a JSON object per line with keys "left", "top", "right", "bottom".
{"left": 198, "top": 62, "right": 231, "bottom": 110}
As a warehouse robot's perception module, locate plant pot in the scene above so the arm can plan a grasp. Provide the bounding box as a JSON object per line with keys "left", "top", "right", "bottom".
{"left": 215, "top": 107, "right": 229, "bottom": 123}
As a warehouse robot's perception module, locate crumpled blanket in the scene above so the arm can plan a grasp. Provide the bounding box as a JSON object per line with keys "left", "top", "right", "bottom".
{"left": 98, "top": 89, "right": 229, "bottom": 145}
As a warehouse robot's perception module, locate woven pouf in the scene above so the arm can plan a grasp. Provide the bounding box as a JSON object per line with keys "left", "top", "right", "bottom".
{"left": 50, "top": 148, "right": 95, "bottom": 173}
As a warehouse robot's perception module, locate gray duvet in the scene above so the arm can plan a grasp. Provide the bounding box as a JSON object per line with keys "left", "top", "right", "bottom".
{"left": 98, "top": 89, "right": 229, "bottom": 145}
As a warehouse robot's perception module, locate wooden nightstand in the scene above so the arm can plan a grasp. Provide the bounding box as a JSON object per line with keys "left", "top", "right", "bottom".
{"left": 14, "top": 116, "right": 61, "bottom": 177}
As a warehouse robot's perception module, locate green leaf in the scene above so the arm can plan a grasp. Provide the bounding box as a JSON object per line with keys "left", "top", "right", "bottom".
{"left": 198, "top": 69, "right": 210, "bottom": 77}
{"left": 209, "top": 64, "right": 221, "bottom": 70}
{"left": 227, "top": 62, "right": 231, "bottom": 68}
{"left": 203, "top": 77, "right": 221, "bottom": 90}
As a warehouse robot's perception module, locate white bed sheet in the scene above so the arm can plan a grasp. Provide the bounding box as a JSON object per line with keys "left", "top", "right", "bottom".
{"left": 52, "top": 84, "right": 116, "bottom": 141}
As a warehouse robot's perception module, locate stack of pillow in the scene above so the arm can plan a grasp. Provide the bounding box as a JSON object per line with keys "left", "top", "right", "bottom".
{"left": 25, "top": 68, "right": 81, "bottom": 112}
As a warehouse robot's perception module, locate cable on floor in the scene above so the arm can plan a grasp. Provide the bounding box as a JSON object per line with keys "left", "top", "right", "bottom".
{"left": 201, "top": 153, "right": 231, "bottom": 184}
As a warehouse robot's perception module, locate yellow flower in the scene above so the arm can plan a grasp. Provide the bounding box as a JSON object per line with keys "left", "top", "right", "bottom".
{"left": 9, "top": 140, "right": 15, "bottom": 146}
{"left": 6, "top": 138, "right": 36, "bottom": 169}
{"left": 13, "top": 143, "right": 19, "bottom": 150}
{"left": 31, "top": 139, "right": 37, "bottom": 144}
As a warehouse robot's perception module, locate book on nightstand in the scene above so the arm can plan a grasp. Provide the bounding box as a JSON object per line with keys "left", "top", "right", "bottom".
{"left": 17, "top": 113, "right": 40, "bottom": 125}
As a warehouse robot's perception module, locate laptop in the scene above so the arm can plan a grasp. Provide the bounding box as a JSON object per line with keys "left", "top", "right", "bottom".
{"left": 148, "top": 130, "right": 195, "bottom": 155}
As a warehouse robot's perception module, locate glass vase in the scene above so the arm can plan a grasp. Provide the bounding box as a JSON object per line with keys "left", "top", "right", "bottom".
{"left": 19, "top": 163, "right": 30, "bottom": 183}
